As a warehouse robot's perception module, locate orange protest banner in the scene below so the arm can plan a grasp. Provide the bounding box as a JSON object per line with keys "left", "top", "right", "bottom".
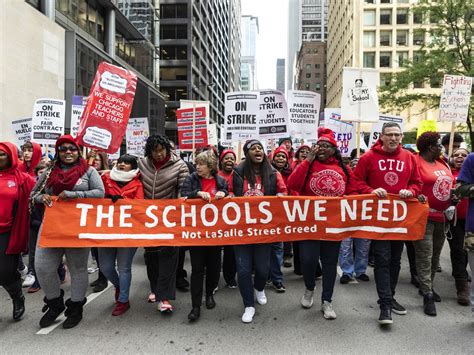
{"left": 39, "top": 195, "right": 429, "bottom": 248}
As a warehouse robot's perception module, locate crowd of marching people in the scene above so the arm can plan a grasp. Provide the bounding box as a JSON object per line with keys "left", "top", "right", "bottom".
{"left": 1, "top": 123, "right": 474, "bottom": 328}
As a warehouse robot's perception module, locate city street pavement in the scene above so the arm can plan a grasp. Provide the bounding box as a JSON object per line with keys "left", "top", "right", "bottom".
{"left": 1, "top": 243, "right": 472, "bottom": 354}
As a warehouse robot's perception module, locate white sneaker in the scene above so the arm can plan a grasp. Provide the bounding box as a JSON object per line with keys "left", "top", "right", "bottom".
{"left": 22, "top": 273, "right": 35, "bottom": 287}
{"left": 321, "top": 301, "right": 337, "bottom": 319}
{"left": 19, "top": 266, "right": 28, "bottom": 280}
{"left": 255, "top": 289, "right": 267, "bottom": 305}
{"left": 301, "top": 289, "right": 314, "bottom": 309}
{"left": 242, "top": 307, "right": 255, "bottom": 323}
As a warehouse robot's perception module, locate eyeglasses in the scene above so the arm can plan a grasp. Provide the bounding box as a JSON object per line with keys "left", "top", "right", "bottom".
{"left": 318, "top": 144, "right": 335, "bottom": 150}
{"left": 58, "top": 145, "right": 78, "bottom": 153}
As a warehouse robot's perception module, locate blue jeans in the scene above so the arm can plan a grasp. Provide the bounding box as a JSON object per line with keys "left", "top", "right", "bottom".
{"left": 269, "top": 242, "right": 283, "bottom": 284}
{"left": 234, "top": 244, "right": 272, "bottom": 307}
{"left": 300, "top": 240, "right": 341, "bottom": 303}
{"left": 99, "top": 248, "right": 137, "bottom": 302}
{"left": 339, "top": 238, "right": 370, "bottom": 277}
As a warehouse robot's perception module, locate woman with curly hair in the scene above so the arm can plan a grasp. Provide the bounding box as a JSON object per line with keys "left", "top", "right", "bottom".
{"left": 414, "top": 131, "right": 454, "bottom": 317}
{"left": 139, "top": 134, "right": 189, "bottom": 313}
{"left": 180, "top": 150, "right": 228, "bottom": 321}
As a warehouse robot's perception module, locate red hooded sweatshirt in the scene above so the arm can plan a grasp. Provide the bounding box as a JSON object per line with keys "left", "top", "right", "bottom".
{"left": 0, "top": 142, "right": 35, "bottom": 254}
{"left": 19, "top": 142, "right": 42, "bottom": 177}
{"left": 353, "top": 140, "right": 423, "bottom": 197}
{"left": 102, "top": 172, "right": 145, "bottom": 199}
{"left": 287, "top": 157, "right": 358, "bottom": 197}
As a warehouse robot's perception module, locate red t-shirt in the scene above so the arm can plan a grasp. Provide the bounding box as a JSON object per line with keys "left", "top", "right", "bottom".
{"left": 201, "top": 177, "right": 218, "bottom": 197}
{"left": 242, "top": 173, "right": 288, "bottom": 196}
{"left": 415, "top": 155, "right": 453, "bottom": 222}
{"left": 218, "top": 171, "right": 233, "bottom": 195}
{"left": 0, "top": 173, "right": 18, "bottom": 233}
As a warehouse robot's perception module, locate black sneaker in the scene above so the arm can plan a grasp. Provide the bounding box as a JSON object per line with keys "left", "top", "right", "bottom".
{"left": 378, "top": 308, "right": 393, "bottom": 325}
{"left": 391, "top": 299, "right": 407, "bottom": 315}
{"left": 340, "top": 274, "right": 353, "bottom": 284}
{"left": 272, "top": 282, "right": 286, "bottom": 293}
{"left": 356, "top": 274, "right": 370, "bottom": 282}
{"left": 423, "top": 293, "right": 437, "bottom": 316}
{"left": 226, "top": 279, "right": 238, "bottom": 289}
{"left": 283, "top": 256, "right": 293, "bottom": 268}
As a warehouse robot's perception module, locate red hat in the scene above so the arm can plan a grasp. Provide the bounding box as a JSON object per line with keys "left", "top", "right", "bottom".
{"left": 317, "top": 127, "right": 337, "bottom": 147}
{"left": 55, "top": 134, "right": 79, "bottom": 151}
{"left": 273, "top": 146, "right": 289, "bottom": 161}
{"left": 219, "top": 149, "right": 236, "bottom": 162}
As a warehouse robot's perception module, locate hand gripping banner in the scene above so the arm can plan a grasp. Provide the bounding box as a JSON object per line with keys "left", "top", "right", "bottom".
{"left": 39, "top": 195, "right": 429, "bottom": 248}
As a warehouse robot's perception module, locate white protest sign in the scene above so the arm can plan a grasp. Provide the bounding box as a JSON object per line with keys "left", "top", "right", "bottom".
{"left": 208, "top": 123, "right": 218, "bottom": 146}
{"left": 368, "top": 115, "right": 404, "bottom": 147}
{"left": 323, "top": 108, "right": 356, "bottom": 157}
{"left": 11, "top": 118, "right": 32, "bottom": 147}
{"left": 126, "top": 117, "right": 149, "bottom": 157}
{"left": 31, "top": 98, "right": 65, "bottom": 145}
{"left": 258, "top": 90, "right": 289, "bottom": 139}
{"left": 222, "top": 91, "right": 259, "bottom": 142}
{"left": 287, "top": 90, "right": 320, "bottom": 140}
{"left": 341, "top": 68, "right": 380, "bottom": 122}
{"left": 438, "top": 75, "right": 473, "bottom": 122}
{"left": 70, "top": 95, "right": 87, "bottom": 138}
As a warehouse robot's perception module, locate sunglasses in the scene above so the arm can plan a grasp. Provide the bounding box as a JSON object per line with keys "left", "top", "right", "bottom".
{"left": 58, "top": 145, "right": 78, "bottom": 153}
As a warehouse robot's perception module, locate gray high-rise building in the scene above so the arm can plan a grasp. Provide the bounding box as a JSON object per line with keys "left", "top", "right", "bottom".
{"left": 160, "top": 0, "right": 241, "bottom": 142}
{"left": 287, "top": 0, "right": 328, "bottom": 91}
{"left": 241, "top": 15, "right": 259, "bottom": 90}
{"left": 276, "top": 59, "right": 285, "bottom": 92}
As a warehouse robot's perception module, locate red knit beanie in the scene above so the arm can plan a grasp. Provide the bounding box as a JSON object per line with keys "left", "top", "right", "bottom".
{"left": 273, "top": 146, "right": 289, "bottom": 161}
{"left": 219, "top": 149, "right": 236, "bottom": 162}
{"left": 317, "top": 127, "right": 337, "bottom": 147}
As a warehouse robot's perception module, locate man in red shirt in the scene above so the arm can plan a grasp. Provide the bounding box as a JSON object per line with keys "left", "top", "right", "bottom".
{"left": 354, "top": 122, "right": 423, "bottom": 325}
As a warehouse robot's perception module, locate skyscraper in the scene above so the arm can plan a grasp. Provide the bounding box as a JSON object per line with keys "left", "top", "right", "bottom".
{"left": 276, "top": 59, "right": 285, "bottom": 92}
{"left": 241, "top": 15, "right": 259, "bottom": 90}
{"left": 159, "top": 0, "right": 241, "bottom": 142}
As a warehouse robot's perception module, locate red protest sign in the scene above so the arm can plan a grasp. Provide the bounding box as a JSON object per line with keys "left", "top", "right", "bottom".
{"left": 176, "top": 106, "right": 208, "bottom": 150}
{"left": 76, "top": 62, "right": 137, "bottom": 153}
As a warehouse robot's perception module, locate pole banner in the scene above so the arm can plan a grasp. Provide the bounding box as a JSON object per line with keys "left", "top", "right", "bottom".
{"left": 39, "top": 195, "right": 428, "bottom": 248}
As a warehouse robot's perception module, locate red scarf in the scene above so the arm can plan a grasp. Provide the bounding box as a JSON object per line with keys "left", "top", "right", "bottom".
{"left": 153, "top": 154, "right": 171, "bottom": 171}
{"left": 46, "top": 158, "right": 89, "bottom": 195}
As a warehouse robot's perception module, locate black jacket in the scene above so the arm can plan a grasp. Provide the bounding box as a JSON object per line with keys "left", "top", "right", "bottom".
{"left": 180, "top": 172, "right": 228, "bottom": 198}
{"left": 232, "top": 163, "right": 277, "bottom": 197}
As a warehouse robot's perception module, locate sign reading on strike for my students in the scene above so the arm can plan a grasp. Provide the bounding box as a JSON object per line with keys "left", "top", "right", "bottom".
{"left": 341, "top": 68, "right": 380, "bottom": 122}
{"left": 287, "top": 90, "right": 321, "bottom": 140}
{"left": 126, "top": 117, "right": 149, "bottom": 157}
{"left": 176, "top": 107, "right": 208, "bottom": 150}
{"left": 76, "top": 62, "right": 137, "bottom": 153}
{"left": 368, "top": 115, "right": 404, "bottom": 147}
{"left": 258, "top": 90, "right": 289, "bottom": 139}
{"left": 222, "top": 91, "right": 259, "bottom": 142}
{"left": 11, "top": 118, "right": 32, "bottom": 147}
{"left": 438, "top": 75, "right": 473, "bottom": 123}
{"left": 31, "top": 98, "right": 66, "bottom": 145}
{"left": 39, "top": 195, "right": 428, "bottom": 248}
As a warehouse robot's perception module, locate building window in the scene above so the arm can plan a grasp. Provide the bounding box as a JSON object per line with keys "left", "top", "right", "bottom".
{"left": 364, "top": 10, "right": 376, "bottom": 26}
{"left": 305, "top": 83, "right": 310, "bottom": 90}
{"left": 380, "top": 31, "right": 392, "bottom": 46}
{"left": 397, "top": 9, "right": 408, "bottom": 24}
{"left": 397, "top": 0, "right": 409, "bottom": 3}
{"left": 413, "top": 51, "right": 425, "bottom": 63}
{"left": 413, "top": 10, "right": 423, "bottom": 24}
{"left": 379, "top": 52, "right": 392, "bottom": 67}
{"left": 76, "top": 41, "right": 104, "bottom": 96}
{"left": 305, "top": 64, "right": 312, "bottom": 70}
{"left": 315, "top": 64, "right": 321, "bottom": 69}
{"left": 160, "top": 25, "right": 187, "bottom": 40}
{"left": 363, "top": 31, "right": 376, "bottom": 47}
{"left": 160, "top": 46, "right": 187, "bottom": 60}
{"left": 396, "top": 30, "right": 408, "bottom": 46}
{"left": 430, "top": 75, "right": 441, "bottom": 88}
{"left": 413, "top": 80, "right": 424, "bottom": 89}
{"left": 160, "top": 4, "right": 187, "bottom": 18}
{"left": 315, "top": 73, "right": 321, "bottom": 78}
{"left": 160, "top": 67, "right": 188, "bottom": 81}
{"left": 364, "top": 0, "right": 375, "bottom": 3}
{"left": 380, "top": 0, "right": 392, "bottom": 3}
{"left": 160, "top": 87, "right": 188, "bottom": 101}
{"left": 380, "top": 9, "right": 392, "bottom": 25}
{"left": 413, "top": 29, "right": 425, "bottom": 45}
{"left": 396, "top": 51, "right": 409, "bottom": 67}
{"left": 315, "top": 83, "right": 321, "bottom": 91}
{"left": 380, "top": 73, "right": 392, "bottom": 87}
{"left": 306, "top": 73, "right": 311, "bottom": 78}
{"left": 116, "top": 32, "right": 155, "bottom": 82}
{"left": 363, "top": 52, "right": 376, "bottom": 68}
